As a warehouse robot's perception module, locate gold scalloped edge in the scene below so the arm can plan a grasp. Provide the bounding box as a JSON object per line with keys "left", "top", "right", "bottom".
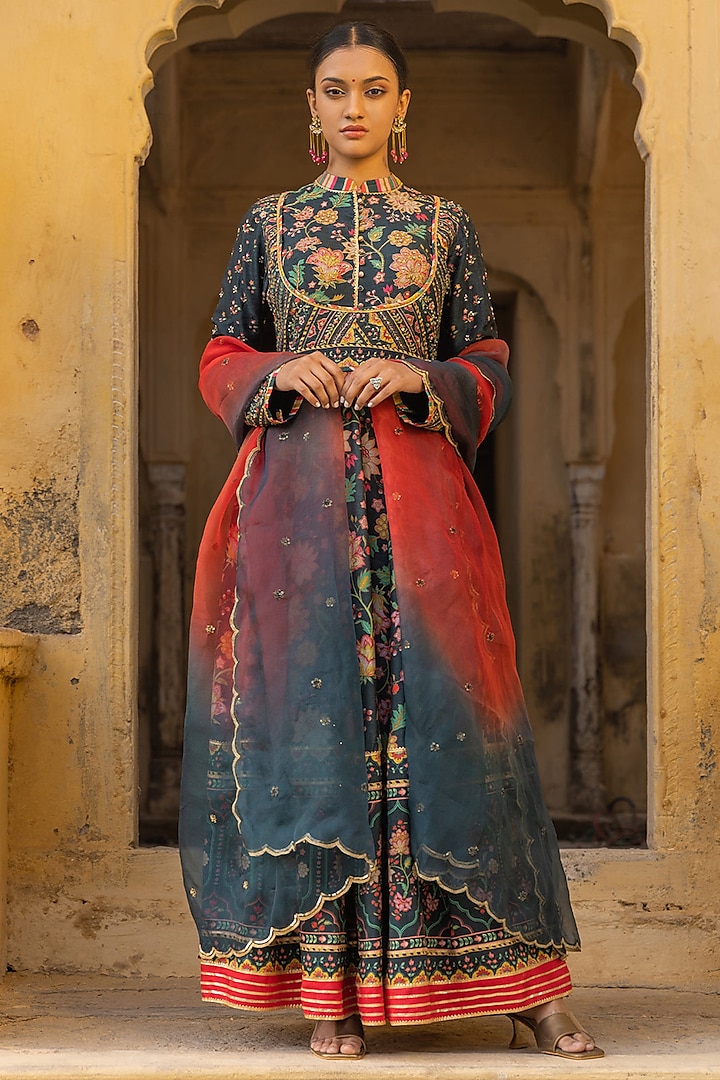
{"left": 197, "top": 843, "right": 577, "bottom": 960}
{"left": 397, "top": 360, "right": 460, "bottom": 456}
{"left": 229, "top": 439, "right": 263, "bottom": 835}
{"left": 413, "top": 861, "right": 579, "bottom": 955}
{"left": 473, "top": 360, "right": 497, "bottom": 432}
{"left": 198, "top": 867, "right": 373, "bottom": 960}
{"left": 247, "top": 835, "right": 377, "bottom": 859}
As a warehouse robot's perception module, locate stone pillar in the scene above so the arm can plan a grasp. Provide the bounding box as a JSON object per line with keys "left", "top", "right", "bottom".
{"left": 567, "top": 462, "right": 606, "bottom": 813}
{"left": 0, "top": 629, "right": 38, "bottom": 973}
{"left": 145, "top": 463, "right": 186, "bottom": 834}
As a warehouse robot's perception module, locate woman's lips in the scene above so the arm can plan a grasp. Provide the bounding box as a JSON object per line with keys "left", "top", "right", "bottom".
{"left": 342, "top": 127, "right": 367, "bottom": 138}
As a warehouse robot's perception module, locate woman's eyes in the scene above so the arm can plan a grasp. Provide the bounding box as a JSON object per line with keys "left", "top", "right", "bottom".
{"left": 324, "top": 87, "right": 387, "bottom": 98}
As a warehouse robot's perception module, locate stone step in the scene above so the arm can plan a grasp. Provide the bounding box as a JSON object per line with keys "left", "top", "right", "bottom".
{"left": 0, "top": 976, "right": 718, "bottom": 1079}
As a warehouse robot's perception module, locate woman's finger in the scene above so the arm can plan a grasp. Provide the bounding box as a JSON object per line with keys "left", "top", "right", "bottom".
{"left": 298, "top": 368, "right": 338, "bottom": 408}
{"left": 355, "top": 374, "right": 400, "bottom": 411}
{"left": 340, "top": 362, "right": 381, "bottom": 408}
{"left": 341, "top": 361, "right": 395, "bottom": 409}
{"left": 277, "top": 354, "right": 342, "bottom": 406}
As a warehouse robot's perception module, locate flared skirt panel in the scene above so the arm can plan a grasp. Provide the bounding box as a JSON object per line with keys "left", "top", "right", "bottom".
{"left": 199, "top": 409, "right": 571, "bottom": 1023}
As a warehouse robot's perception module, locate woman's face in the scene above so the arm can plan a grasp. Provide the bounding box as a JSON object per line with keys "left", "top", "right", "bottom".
{"left": 307, "top": 45, "right": 411, "bottom": 172}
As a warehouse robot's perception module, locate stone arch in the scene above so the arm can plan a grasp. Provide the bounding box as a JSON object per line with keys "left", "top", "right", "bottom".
{"left": 138, "top": 2, "right": 649, "bottom": 195}
{"left": 137, "top": 0, "right": 647, "bottom": 836}
{"left": 147, "top": 0, "right": 631, "bottom": 67}
{"left": 562, "top": 0, "right": 648, "bottom": 156}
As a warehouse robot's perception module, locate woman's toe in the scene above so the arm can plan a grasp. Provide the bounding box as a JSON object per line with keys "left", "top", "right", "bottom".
{"left": 558, "top": 1032, "right": 594, "bottom": 1054}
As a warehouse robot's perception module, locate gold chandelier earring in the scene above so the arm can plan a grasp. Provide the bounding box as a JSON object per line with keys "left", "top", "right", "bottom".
{"left": 309, "top": 115, "right": 328, "bottom": 165}
{"left": 390, "top": 114, "right": 408, "bottom": 164}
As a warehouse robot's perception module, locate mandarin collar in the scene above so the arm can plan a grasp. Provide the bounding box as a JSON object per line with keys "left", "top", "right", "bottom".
{"left": 314, "top": 173, "right": 403, "bottom": 194}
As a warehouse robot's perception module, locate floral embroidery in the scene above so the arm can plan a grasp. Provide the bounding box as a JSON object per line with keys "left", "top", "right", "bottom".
{"left": 349, "top": 534, "right": 368, "bottom": 571}
{"left": 315, "top": 208, "right": 338, "bottom": 225}
{"left": 307, "top": 246, "right": 352, "bottom": 288}
{"left": 385, "top": 189, "right": 422, "bottom": 214}
{"left": 356, "top": 633, "right": 376, "bottom": 681}
{"left": 359, "top": 431, "right": 381, "bottom": 476}
{"left": 388, "top": 229, "right": 414, "bottom": 246}
{"left": 213, "top": 176, "right": 498, "bottom": 371}
{"left": 226, "top": 522, "right": 239, "bottom": 562}
{"left": 390, "top": 247, "right": 430, "bottom": 289}
{"left": 374, "top": 512, "right": 389, "bottom": 540}
{"left": 276, "top": 183, "right": 438, "bottom": 312}
{"left": 244, "top": 372, "right": 302, "bottom": 427}
{"left": 389, "top": 822, "right": 410, "bottom": 855}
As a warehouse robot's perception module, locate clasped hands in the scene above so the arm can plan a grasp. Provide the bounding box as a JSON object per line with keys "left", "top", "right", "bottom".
{"left": 274, "top": 351, "right": 423, "bottom": 410}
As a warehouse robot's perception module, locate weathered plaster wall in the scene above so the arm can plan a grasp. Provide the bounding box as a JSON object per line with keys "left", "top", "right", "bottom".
{"left": 0, "top": 0, "right": 718, "bottom": 991}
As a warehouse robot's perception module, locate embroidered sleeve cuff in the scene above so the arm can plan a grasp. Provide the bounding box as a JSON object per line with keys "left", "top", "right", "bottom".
{"left": 394, "top": 362, "right": 449, "bottom": 434}
{"left": 244, "top": 372, "right": 303, "bottom": 427}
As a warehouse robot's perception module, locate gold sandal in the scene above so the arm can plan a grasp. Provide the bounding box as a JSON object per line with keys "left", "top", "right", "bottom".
{"left": 310, "top": 1022, "right": 367, "bottom": 1060}
{"left": 508, "top": 1010, "right": 604, "bottom": 1059}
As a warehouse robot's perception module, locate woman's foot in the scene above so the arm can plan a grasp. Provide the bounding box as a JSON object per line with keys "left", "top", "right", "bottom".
{"left": 513, "top": 999, "right": 602, "bottom": 1057}
{"left": 310, "top": 1015, "right": 366, "bottom": 1058}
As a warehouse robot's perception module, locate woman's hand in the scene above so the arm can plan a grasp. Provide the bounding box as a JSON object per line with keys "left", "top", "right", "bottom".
{"left": 275, "top": 351, "right": 345, "bottom": 408}
{"left": 340, "top": 359, "right": 424, "bottom": 410}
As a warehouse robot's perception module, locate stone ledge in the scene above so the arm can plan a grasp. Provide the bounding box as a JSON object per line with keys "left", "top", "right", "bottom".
{"left": 0, "top": 628, "right": 39, "bottom": 681}
{"left": 0, "top": 977, "right": 718, "bottom": 1079}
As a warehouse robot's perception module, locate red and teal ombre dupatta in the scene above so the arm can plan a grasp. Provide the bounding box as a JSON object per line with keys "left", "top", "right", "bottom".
{"left": 179, "top": 330, "right": 580, "bottom": 965}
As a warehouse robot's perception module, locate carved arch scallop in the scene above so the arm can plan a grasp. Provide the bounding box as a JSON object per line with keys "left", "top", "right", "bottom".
{"left": 137, "top": 0, "right": 646, "bottom": 160}
{"left": 150, "top": 0, "right": 629, "bottom": 68}
{"left": 562, "top": 0, "right": 648, "bottom": 154}
{"left": 140, "top": 1, "right": 643, "bottom": 88}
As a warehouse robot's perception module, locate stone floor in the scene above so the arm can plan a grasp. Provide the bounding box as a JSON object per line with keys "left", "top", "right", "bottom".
{"left": 0, "top": 976, "right": 719, "bottom": 1079}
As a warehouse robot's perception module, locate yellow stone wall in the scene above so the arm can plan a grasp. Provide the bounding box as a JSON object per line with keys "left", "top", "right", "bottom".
{"left": 0, "top": 0, "right": 718, "bottom": 989}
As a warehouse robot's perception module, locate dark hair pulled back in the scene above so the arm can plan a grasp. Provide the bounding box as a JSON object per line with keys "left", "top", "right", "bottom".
{"left": 308, "top": 20, "right": 408, "bottom": 92}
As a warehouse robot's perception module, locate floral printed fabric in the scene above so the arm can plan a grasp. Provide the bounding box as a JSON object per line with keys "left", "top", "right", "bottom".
{"left": 280, "top": 182, "right": 432, "bottom": 307}
{"left": 233, "top": 173, "right": 498, "bottom": 434}
{"left": 212, "top": 174, "right": 497, "bottom": 364}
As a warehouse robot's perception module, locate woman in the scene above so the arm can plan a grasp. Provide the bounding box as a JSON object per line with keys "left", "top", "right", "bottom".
{"left": 180, "top": 20, "right": 602, "bottom": 1062}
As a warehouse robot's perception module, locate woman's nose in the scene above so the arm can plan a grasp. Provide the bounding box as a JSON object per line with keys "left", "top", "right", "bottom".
{"left": 344, "top": 92, "right": 364, "bottom": 118}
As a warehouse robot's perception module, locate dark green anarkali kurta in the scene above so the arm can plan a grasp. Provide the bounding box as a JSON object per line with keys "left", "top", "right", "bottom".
{"left": 180, "top": 173, "right": 578, "bottom": 1024}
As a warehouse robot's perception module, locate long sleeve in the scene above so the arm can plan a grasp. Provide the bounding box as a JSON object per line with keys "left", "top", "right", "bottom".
{"left": 212, "top": 201, "right": 277, "bottom": 349}
{"left": 211, "top": 199, "right": 302, "bottom": 428}
{"left": 437, "top": 208, "right": 498, "bottom": 358}
{"left": 398, "top": 209, "right": 512, "bottom": 468}
{"left": 439, "top": 209, "right": 512, "bottom": 436}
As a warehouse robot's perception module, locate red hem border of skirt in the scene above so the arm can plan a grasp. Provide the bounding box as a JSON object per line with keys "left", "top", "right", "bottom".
{"left": 199, "top": 957, "right": 572, "bottom": 1026}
